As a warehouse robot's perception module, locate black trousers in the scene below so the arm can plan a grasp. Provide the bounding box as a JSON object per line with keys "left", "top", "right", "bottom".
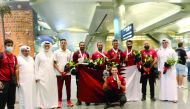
{"left": 141, "top": 74, "right": 155, "bottom": 98}
{"left": 104, "top": 89, "right": 126, "bottom": 105}
{"left": 0, "top": 81, "right": 16, "bottom": 109}
{"left": 76, "top": 74, "right": 79, "bottom": 101}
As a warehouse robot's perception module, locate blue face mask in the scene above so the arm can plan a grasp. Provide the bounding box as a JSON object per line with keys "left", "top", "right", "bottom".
{"left": 5, "top": 47, "right": 13, "bottom": 52}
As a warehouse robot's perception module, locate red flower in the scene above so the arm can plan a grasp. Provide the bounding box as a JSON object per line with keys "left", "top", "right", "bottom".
{"left": 163, "top": 62, "right": 170, "bottom": 74}
{"left": 143, "top": 67, "right": 150, "bottom": 75}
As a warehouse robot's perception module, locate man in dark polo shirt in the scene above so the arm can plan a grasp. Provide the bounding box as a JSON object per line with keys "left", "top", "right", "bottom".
{"left": 0, "top": 39, "right": 18, "bottom": 109}
{"left": 103, "top": 66, "right": 126, "bottom": 108}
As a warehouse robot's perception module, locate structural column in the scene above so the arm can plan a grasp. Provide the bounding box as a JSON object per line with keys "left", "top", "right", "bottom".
{"left": 112, "top": 0, "right": 126, "bottom": 42}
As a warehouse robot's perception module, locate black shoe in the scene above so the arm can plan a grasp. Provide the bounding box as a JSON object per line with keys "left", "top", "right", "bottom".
{"left": 120, "top": 102, "right": 125, "bottom": 107}
{"left": 151, "top": 97, "right": 156, "bottom": 101}
{"left": 76, "top": 101, "right": 82, "bottom": 105}
{"left": 141, "top": 96, "right": 146, "bottom": 101}
{"left": 104, "top": 105, "right": 109, "bottom": 109}
{"left": 104, "top": 103, "right": 111, "bottom": 109}
{"left": 172, "top": 100, "right": 177, "bottom": 103}
{"left": 85, "top": 102, "right": 90, "bottom": 106}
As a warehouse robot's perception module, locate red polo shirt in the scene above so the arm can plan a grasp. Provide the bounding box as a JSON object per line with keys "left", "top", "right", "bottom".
{"left": 140, "top": 49, "right": 157, "bottom": 62}
{"left": 0, "top": 52, "right": 17, "bottom": 81}
{"left": 91, "top": 51, "right": 107, "bottom": 61}
{"left": 72, "top": 50, "right": 89, "bottom": 63}
{"left": 105, "top": 75, "right": 126, "bottom": 93}
{"left": 122, "top": 49, "right": 136, "bottom": 66}
{"left": 107, "top": 48, "right": 123, "bottom": 64}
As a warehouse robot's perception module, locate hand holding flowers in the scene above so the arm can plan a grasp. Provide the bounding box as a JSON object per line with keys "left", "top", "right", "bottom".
{"left": 163, "top": 57, "right": 176, "bottom": 74}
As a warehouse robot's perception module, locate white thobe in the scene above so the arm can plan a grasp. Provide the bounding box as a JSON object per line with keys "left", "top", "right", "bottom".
{"left": 121, "top": 65, "right": 141, "bottom": 101}
{"left": 35, "top": 52, "right": 58, "bottom": 108}
{"left": 17, "top": 55, "right": 36, "bottom": 109}
{"left": 157, "top": 48, "right": 178, "bottom": 101}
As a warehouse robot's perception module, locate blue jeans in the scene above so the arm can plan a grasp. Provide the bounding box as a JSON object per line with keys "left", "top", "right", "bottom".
{"left": 187, "top": 62, "right": 190, "bottom": 82}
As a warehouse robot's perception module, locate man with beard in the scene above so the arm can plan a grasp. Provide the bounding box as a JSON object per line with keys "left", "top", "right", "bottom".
{"left": 107, "top": 39, "right": 123, "bottom": 65}
{"left": 72, "top": 41, "right": 90, "bottom": 105}
{"left": 91, "top": 42, "right": 107, "bottom": 61}
{"left": 140, "top": 41, "right": 157, "bottom": 101}
{"left": 121, "top": 40, "right": 141, "bottom": 101}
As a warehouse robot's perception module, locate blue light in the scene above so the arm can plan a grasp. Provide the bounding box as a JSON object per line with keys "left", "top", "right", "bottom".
{"left": 113, "top": 17, "right": 120, "bottom": 39}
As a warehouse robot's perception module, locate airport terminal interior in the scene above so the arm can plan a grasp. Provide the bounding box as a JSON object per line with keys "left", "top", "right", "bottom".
{"left": 1, "top": 0, "right": 190, "bottom": 109}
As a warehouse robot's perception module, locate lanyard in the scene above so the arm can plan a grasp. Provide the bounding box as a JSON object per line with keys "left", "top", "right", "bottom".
{"left": 113, "top": 75, "right": 119, "bottom": 81}
{"left": 113, "top": 75, "right": 120, "bottom": 89}
{"left": 112, "top": 48, "right": 118, "bottom": 54}
{"left": 97, "top": 51, "right": 107, "bottom": 58}
{"left": 144, "top": 50, "right": 149, "bottom": 57}
{"left": 79, "top": 51, "right": 85, "bottom": 59}
{"left": 127, "top": 49, "right": 132, "bottom": 56}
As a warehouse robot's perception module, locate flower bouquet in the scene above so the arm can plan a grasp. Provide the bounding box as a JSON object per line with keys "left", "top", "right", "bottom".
{"left": 64, "top": 61, "right": 77, "bottom": 75}
{"left": 107, "top": 61, "right": 119, "bottom": 70}
{"left": 93, "top": 58, "right": 107, "bottom": 69}
{"left": 142, "top": 55, "right": 153, "bottom": 75}
{"left": 133, "top": 50, "right": 141, "bottom": 63}
{"left": 163, "top": 57, "right": 176, "bottom": 74}
{"left": 84, "top": 58, "right": 94, "bottom": 68}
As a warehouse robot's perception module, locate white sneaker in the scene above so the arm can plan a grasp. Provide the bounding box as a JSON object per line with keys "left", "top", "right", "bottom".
{"left": 181, "top": 85, "right": 187, "bottom": 89}
{"left": 178, "top": 85, "right": 182, "bottom": 88}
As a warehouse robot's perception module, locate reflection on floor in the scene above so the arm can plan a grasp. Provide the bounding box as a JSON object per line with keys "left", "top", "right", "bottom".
{"left": 14, "top": 85, "right": 190, "bottom": 109}
{"left": 13, "top": 78, "right": 190, "bottom": 109}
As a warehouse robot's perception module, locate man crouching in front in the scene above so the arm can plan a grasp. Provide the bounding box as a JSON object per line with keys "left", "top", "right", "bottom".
{"left": 103, "top": 66, "right": 127, "bottom": 109}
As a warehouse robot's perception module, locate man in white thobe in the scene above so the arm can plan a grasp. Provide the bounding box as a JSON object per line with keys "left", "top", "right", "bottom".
{"left": 17, "top": 45, "right": 36, "bottom": 109}
{"left": 35, "top": 41, "right": 58, "bottom": 108}
{"left": 157, "top": 38, "right": 178, "bottom": 103}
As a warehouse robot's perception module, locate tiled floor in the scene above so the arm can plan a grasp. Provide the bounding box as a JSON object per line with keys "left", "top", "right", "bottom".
{"left": 13, "top": 77, "right": 190, "bottom": 109}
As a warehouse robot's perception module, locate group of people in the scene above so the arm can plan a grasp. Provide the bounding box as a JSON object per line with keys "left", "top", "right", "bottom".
{"left": 0, "top": 37, "right": 188, "bottom": 109}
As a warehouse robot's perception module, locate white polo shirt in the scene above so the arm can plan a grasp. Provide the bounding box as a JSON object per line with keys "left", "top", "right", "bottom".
{"left": 54, "top": 48, "right": 72, "bottom": 76}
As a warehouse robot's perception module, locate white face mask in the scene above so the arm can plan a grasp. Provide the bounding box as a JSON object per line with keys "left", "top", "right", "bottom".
{"left": 5, "top": 46, "right": 13, "bottom": 52}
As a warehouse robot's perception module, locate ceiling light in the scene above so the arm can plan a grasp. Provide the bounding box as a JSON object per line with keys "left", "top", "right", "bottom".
{"left": 176, "top": 17, "right": 190, "bottom": 26}
{"left": 134, "top": 3, "right": 181, "bottom": 32}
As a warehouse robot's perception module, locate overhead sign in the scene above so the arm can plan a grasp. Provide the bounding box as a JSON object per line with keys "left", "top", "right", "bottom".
{"left": 121, "top": 24, "right": 134, "bottom": 40}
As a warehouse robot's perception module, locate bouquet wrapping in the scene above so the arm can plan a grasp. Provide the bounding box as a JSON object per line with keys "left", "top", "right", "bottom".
{"left": 163, "top": 57, "right": 176, "bottom": 74}
{"left": 64, "top": 61, "right": 77, "bottom": 76}
{"left": 133, "top": 50, "right": 141, "bottom": 63}
{"left": 142, "top": 55, "right": 153, "bottom": 75}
